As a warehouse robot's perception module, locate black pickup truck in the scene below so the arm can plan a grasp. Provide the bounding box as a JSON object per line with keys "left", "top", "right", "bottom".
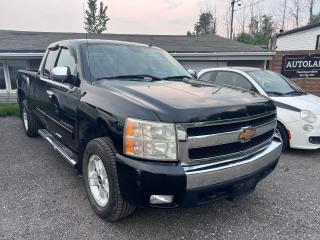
{"left": 17, "top": 39, "right": 282, "bottom": 221}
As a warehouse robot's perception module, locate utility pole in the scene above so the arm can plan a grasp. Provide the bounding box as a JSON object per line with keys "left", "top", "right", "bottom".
{"left": 230, "top": 0, "right": 241, "bottom": 39}
{"left": 230, "top": 0, "right": 265, "bottom": 39}
{"left": 230, "top": 0, "right": 235, "bottom": 39}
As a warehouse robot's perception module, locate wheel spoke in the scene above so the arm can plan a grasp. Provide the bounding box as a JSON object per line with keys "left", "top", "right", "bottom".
{"left": 100, "top": 188, "right": 107, "bottom": 200}
{"left": 88, "top": 172, "right": 99, "bottom": 186}
{"left": 94, "top": 159, "right": 100, "bottom": 172}
{"left": 89, "top": 178, "right": 99, "bottom": 186}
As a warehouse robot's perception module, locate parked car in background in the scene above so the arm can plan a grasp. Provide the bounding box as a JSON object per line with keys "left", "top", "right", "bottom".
{"left": 197, "top": 67, "right": 320, "bottom": 151}
{"left": 17, "top": 41, "right": 282, "bottom": 221}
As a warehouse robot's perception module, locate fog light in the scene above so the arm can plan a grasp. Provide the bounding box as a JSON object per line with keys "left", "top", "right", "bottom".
{"left": 303, "top": 124, "right": 314, "bottom": 132}
{"left": 150, "top": 195, "right": 174, "bottom": 204}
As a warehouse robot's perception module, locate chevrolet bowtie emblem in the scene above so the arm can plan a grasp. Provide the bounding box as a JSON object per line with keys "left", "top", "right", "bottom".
{"left": 239, "top": 127, "right": 256, "bottom": 142}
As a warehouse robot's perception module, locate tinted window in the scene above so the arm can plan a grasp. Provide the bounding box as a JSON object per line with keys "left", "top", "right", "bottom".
{"left": 0, "top": 63, "right": 6, "bottom": 90}
{"left": 56, "top": 48, "right": 76, "bottom": 75}
{"left": 44, "top": 49, "right": 59, "bottom": 78}
{"left": 8, "top": 61, "right": 27, "bottom": 90}
{"left": 88, "top": 43, "right": 190, "bottom": 80}
{"left": 199, "top": 72, "right": 214, "bottom": 81}
{"left": 215, "top": 71, "right": 255, "bottom": 91}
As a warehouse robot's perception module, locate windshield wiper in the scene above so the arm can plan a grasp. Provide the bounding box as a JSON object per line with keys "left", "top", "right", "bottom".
{"left": 96, "top": 74, "right": 162, "bottom": 81}
{"left": 267, "top": 91, "right": 286, "bottom": 96}
{"left": 162, "top": 75, "right": 193, "bottom": 80}
{"left": 285, "top": 90, "right": 306, "bottom": 95}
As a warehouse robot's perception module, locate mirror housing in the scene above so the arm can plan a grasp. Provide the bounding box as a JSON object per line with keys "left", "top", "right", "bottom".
{"left": 51, "top": 67, "right": 72, "bottom": 84}
{"left": 188, "top": 69, "right": 198, "bottom": 79}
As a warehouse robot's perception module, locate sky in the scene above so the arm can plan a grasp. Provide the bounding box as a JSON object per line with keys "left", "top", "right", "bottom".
{"left": 0, "top": 0, "right": 316, "bottom": 37}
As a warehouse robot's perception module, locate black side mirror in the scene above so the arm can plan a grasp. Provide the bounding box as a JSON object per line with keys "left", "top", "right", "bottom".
{"left": 188, "top": 69, "right": 198, "bottom": 79}
{"left": 51, "top": 67, "right": 73, "bottom": 84}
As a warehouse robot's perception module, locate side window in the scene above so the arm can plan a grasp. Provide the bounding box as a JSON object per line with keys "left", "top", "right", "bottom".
{"left": 316, "top": 35, "right": 320, "bottom": 50}
{"left": 56, "top": 48, "right": 77, "bottom": 75}
{"left": 215, "top": 71, "right": 256, "bottom": 91}
{"left": 44, "top": 49, "right": 59, "bottom": 78}
{"left": 8, "top": 61, "right": 27, "bottom": 90}
{"left": 199, "top": 72, "right": 214, "bottom": 81}
{"left": 0, "top": 63, "right": 6, "bottom": 90}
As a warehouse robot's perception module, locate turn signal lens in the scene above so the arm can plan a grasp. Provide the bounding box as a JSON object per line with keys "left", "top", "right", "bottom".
{"left": 124, "top": 118, "right": 177, "bottom": 161}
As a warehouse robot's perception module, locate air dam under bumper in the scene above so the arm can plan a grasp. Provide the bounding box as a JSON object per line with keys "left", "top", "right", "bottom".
{"left": 116, "top": 138, "right": 282, "bottom": 208}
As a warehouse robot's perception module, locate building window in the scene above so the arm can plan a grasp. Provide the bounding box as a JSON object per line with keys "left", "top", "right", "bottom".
{"left": 0, "top": 63, "right": 6, "bottom": 90}
{"left": 8, "top": 61, "right": 27, "bottom": 90}
{"left": 316, "top": 35, "right": 320, "bottom": 50}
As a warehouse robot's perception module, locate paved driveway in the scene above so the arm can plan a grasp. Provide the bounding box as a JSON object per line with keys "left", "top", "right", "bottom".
{"left": 1, "top": 117, "right": 320, "bottom": 240}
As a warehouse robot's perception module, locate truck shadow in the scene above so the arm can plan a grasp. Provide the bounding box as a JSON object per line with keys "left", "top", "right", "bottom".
{"left": 107, "top": 193, "right": 269, "bottom": 238}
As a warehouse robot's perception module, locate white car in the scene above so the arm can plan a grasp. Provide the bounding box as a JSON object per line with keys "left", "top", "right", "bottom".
{"left": 197, "top": 67, "right": 320, "bottom": 151}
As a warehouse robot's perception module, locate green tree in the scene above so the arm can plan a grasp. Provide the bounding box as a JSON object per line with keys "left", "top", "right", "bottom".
{"left": 191, "top": 11, "right": 217, "bottom": 35}
{"left": 260, "top": 15, "right": 274, "bottom": 39}
{"left": 309, "top": 13, "right": 320, "bottom": 24}
{"left": 237, "top": 14, "right": 275, "bottom": 46}
{"left": 236, "top": 32, "right": 255, "bottom": 45}
{"left": 84, "top": 0, "right": 110, "bottom": 34}
{"left": 249, "top": 16, "right": 259, "bottom": 36}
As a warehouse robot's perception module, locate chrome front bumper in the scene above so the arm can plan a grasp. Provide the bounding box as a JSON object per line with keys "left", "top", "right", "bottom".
{"left": 185, "top": 138, "right": 282, "bottom": 189}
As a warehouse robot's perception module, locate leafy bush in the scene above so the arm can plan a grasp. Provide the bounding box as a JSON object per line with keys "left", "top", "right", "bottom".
{"left": 0, "top": 103, "right": 20, "bottom": 117}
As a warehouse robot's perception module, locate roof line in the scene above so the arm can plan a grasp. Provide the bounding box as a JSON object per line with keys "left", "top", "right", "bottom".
{"left": 277, "top": 22, "right": 320, "bottom": 37}
{"left": 171, "top": 52, "right": 275, "bottom": 56}
{"left": 0, "top": 29, "right": 205, "bottom": 37}
{"left": 0, "top": 51, "right": 274, "bottom": 58}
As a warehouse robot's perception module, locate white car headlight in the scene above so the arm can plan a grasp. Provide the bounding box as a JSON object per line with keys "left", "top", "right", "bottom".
{"left": 301, "top": 110, "right": 317, "bottom": 124}
{"left": 123, "top": 118, "right": 177, "bottom": 161}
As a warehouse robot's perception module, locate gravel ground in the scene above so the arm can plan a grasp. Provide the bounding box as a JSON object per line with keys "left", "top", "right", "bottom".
{"left": 1, "top": 116, "right": 320, "bottom": 240}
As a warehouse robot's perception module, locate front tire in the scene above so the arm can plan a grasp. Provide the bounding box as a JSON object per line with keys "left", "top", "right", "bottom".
{"left": 83, "top": 137, "right": 136, "bottom": 222}
{"left": 277, "top": 123, "right": 289, "bottom": 151}
{"left": 21, "top": 101, "right": 40, "bottom": 137}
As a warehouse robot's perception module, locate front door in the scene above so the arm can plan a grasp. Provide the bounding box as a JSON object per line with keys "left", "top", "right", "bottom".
{"left": 42, "top": 46, "right": 80, "bottom": 151}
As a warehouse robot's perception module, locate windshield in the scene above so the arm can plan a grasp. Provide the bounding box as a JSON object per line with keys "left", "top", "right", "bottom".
{"left": 87, "top": 43, "right": 191, "bottom": 80}
{"left": 247, "top": 70, "right": 304, "bottom": 96}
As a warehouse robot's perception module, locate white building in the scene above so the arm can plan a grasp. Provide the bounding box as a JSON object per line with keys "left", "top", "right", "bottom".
{"left": 276, "top": 23, "right": 320, "bottom": 51}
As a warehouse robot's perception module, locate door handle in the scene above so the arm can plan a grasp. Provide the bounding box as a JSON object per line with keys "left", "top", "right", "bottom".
{"left": 46, "top": 90, "right": 54, "bottom": 98}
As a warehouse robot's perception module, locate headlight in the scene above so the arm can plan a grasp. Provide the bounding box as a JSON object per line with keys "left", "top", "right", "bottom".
{"left": 123, "top": 118, "right": 177, "bottom": 161}
{"left": 301, "top": 110, "right": 317, "bottom": 124}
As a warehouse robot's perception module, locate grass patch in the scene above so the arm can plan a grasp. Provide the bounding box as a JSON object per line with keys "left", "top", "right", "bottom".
{"left": 0, "top": 103, "right": 20, "bottom": 117}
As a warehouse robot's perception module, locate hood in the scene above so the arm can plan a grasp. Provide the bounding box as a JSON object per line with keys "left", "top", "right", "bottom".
{"left": 96, "top": 80, "right": 275, "bottom": 123}
{"left": 271, "top": 93, "right": 320, "bottom": 115}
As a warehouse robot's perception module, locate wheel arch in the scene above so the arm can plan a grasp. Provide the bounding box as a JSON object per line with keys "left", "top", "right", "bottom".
{"left": 77, "top": 111, "right": 122, "bottom": 173}
{"left": 17, "top": 89, "right": 25, "bottom": 104}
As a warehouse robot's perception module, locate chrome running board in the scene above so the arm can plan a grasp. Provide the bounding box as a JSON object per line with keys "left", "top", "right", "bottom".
{"left": 38, "top": 129, "right": 78, "bottom": 167}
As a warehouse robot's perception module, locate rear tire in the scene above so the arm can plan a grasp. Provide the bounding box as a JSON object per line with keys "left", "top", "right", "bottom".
{"left": 21, "top": 101, "right": 40, "bottom": 137}
{"left": 83, "top": 137, "right": 136, "bottom": 222}
{"left": 277, "top": 123, "right": 289, "bottom": 151}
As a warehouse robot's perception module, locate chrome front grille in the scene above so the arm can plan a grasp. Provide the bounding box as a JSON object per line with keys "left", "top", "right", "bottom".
{"left": 176, "top": 112, "right": 277, "bottom": 166}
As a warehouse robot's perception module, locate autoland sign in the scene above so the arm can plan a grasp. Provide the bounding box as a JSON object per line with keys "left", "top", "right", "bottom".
{"left": 281, "top": 54, "right": 320, "bottom": 78}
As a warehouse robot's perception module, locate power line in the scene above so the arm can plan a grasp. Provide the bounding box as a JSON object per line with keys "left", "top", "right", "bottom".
{"left": 230, "top": 0, "right": 265, "bottom": 39}
{"left": 234, "top": 0, "right": 265, "bottom": 12}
